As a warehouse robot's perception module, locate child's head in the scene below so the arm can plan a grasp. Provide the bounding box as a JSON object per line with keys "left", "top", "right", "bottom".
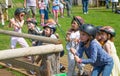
{"left": 80, "top": 24, "right": 96, "bottom": 43}
{"left": 71, "top": 16, "right": 84, "bottom": 31}
{"left": 95, "top": 26, "right": 103, "bottom": 42}
{"left": 43, "top": 25, "right": 56, "bottom": 37}
{"left": 100, "top": 26, "right": 115, "bottom": 42}
{"left": 14, "top": 8, "right": 26, "bottom": 21}
{"left": 46, "top": 19, "right": 56, "bottom": 26}
{"left": 26, "top": 18, "right": 37, "bottom": 30}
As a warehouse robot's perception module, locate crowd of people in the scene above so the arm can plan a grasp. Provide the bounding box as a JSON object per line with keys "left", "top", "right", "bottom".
{"left": 2, "top": 0, "right": 120, "bottom": 76}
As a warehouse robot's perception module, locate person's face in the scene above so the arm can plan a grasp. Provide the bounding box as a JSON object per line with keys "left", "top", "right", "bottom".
{"left": 101, "top": 31, "right": 108, "bottom": 42}
{"left": 27, "top": 23, "right": 35, "bottom": 30}
{"left": 96, "top": 32, "right": 102, "bottom": 42}
{"left": 44, "top": 27, "right": 51, "bottom": 37}
{"left": 71, "top": 21, "right": 79, "bottom": 30}
{"left": 19, "top": 13, "right": 25, "bottom": 21}
{"left": 80, "top": 31, "right": 90, "bottom": 42}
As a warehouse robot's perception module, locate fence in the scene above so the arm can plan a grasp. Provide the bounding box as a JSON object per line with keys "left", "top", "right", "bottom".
{"left": 0, "top": 29, "right": 63, "bottom": 76}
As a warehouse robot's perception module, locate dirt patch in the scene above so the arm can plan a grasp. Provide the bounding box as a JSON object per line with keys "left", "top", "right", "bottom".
{"left": 60, "top": 55, "right": 92, "bottom": 73}
{"left": 0, "top": 69, "right": 15, "bottom": 76}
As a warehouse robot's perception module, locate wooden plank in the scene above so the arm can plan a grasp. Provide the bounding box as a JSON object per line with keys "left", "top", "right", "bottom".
{"left": 0, "top": 29, "right": 61, "bottom": 44}
{"left": 1, "top": 58, "right": 41, "bottom": 76}
{"left": 0, "top": 44, "right": 63, "bottom": 60}
{"left": 0, "top": 62, "right": 31, "bottom": 76}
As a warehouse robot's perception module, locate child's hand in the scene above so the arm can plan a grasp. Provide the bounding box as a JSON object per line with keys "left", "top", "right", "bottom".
{"left": 74, "top": 55, "right": 82, "bottom": 63}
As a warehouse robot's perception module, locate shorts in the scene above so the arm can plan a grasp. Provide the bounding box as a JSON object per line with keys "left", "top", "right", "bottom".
{"left": 59, "top": 3, "right": 64, "bottom": 9}
{"left": 39, "top": 9, "right": 45, "bottom": 15}
{"left": 11, "top": 37, "right": 29, "bottom": 49}
{"left": 27, "top": 6, "right": 36, "bottom": 15}
{"left": 52, "top": 9, "right": 59, "bottom": 13}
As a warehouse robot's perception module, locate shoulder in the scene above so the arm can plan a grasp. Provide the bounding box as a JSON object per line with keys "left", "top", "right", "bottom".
{"left": 89, "top": 39, "right": 102, "bottom": 50}
{"left": 50, "top": 34, "right": 57, "bottom": 39}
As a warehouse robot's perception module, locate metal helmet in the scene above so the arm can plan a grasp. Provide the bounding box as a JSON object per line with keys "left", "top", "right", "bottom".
{"left": 43, "top": 25, "right": 57, "bottom": 34}
{"left": 80, "top": 24, "right": 97, "bottom": 38}
{"left": 26, "top": 18, "right": 37, "bottom": 25}
{"left": 73, "top": 16, "right": 84, "bottom": 26}
{"left": 100, "top": 26, "right": 116, "bottom": 37}
{"left": 14, "top": 8, "right": 26, "bottom": 16}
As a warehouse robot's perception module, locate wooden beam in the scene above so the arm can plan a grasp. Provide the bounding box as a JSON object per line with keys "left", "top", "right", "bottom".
{"left": 1, "top": 58, "right": 40, "bottom": 76}
{"left": 0, "top": 44, "right": 63, "bottom": 60}
{"left": 0, "top": 29, "right": 61, "bottom": 44}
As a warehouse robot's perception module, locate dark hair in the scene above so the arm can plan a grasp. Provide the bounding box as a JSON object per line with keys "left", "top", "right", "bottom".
{"left": 43, "top": 25, "right": 57, "bottom": 34}
{"left": 26, "top": 18, "right": 37, "bottom": 25}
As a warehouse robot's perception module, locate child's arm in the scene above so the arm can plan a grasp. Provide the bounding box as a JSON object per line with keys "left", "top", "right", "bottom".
{"left": 104, "top": 43, "right": 111, "bottom": 55}
{"left": 70, "top": 47, "right": 82, "bottom": 63}
{"left": 9, "top": 18, "right": 24, "bottom": 28}
{"left": 65, "top": 31, "right": 71, "bottom": 41}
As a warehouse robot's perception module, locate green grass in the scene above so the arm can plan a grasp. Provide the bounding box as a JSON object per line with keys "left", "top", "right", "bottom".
{"left": 0, "top": 0, "right": 120, "bottom": 60}
{"left": 0, "top": 1, "right": 120, "bottom": 76}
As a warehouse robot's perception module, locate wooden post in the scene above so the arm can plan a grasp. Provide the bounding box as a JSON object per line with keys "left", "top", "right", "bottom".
{"left": 0, "top": 44, "right": 63, "bottom": 60}
{"left": 0, "top": 29, "right": 61, "bottom": 44}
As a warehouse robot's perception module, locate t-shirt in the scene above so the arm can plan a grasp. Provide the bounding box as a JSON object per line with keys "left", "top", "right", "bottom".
{"left": 52, "top": 0, "right": 60, "bottom": 10}
{"left": 66, "top": 30, "right": 80, "bottom": 50}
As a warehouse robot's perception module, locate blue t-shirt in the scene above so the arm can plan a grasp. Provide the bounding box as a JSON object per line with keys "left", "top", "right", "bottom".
{"left": 52, "top": 0, "right": 60, "bottom": 10}
{"left": 77, "top": 39, "right": 113, "bottom": 67}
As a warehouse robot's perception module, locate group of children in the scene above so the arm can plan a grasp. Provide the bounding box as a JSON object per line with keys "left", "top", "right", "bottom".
{"left": 8, "top": 8, "right": 65, "bottom": 75}
{"left": 8, "top": 6, "right": 120, "bottom": 76}
{"left": 66, "top": 15, "right": 120, "bottom": 76}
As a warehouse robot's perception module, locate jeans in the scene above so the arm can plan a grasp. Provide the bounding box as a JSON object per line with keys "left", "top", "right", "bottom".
{"left": 91, "top": 60, "right": 114, "bottom": 76}
{"left": 106, "top": 0, "right": 109, "bottom": 9}
{"left": 112, "top": 2, "right": 117, "bottom": 12}
{"left": 82, "top": 0, "right": 89, "bottom": 13}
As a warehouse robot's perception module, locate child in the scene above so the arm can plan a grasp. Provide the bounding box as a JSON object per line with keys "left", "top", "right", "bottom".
{"left": 9, "top": 8, "right": 29, "bottom": 49}
{"left": 7, "top": 8, "right": 30, "bottom": 67}
{"left": 70, "top": 24, "right": 114, "bottom": 76}
{"left": 52, "top": 0, "right": 60, "bottom": 23}
{"left": 26, "top": 18, "right": 42, "bottom": 46}
{"left": 95, "top": 26, "right": 103, "bottom": 43}
{"left": 66, "top": 16, "right": 85, "bottom": 76}
{"left": 26, "top": 18, "right": 42, "bottom": 75}
{"left": 38, "top": 0, "right": 47, "bottom": 26}
{"left": 100, "top": 26, "right": 120, "bottom": 76}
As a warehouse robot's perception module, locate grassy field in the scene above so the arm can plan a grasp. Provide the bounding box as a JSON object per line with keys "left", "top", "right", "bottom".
{"left": 0, "top": 0, "right": 120, "bottom": 57}
{"left": 0, "top": 0, "right": 120, "bottom": 75}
